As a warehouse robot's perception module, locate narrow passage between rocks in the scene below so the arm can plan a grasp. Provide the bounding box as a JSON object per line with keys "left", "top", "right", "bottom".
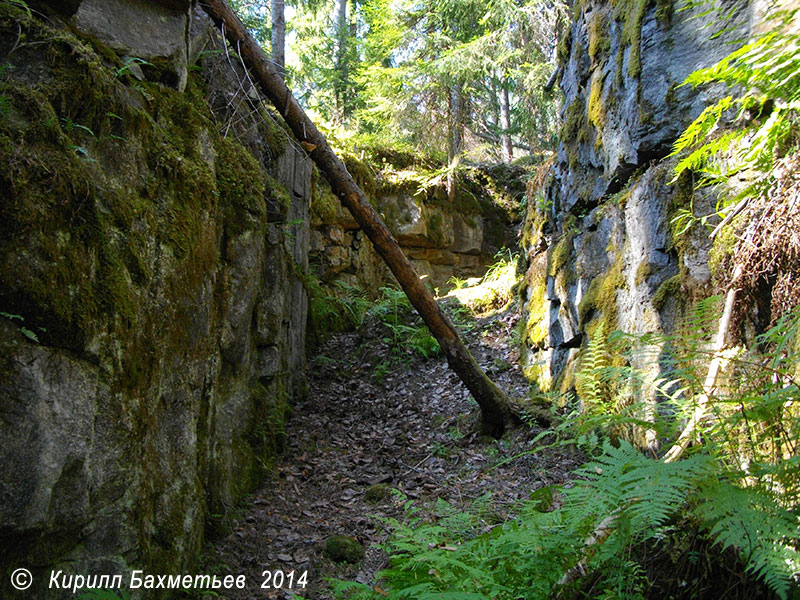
{"left": 202, "top": 307, "right": 580, "bottom": 600}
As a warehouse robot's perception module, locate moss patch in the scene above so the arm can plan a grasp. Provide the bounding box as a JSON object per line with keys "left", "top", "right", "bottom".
{"left": 217, "top": 136, "right": 267, "bottom": 237}
{"left": 561, "top": 98, "right": 587, "bottom": 145}
{"left": 612, "top": 0, "right": 652, "bottom": 79}
{"left": 557, "top": 26, "right": 574, "bottom": 66}
{"left": 311, "top": 169, "right": 339, "bottom": 225}
{"left": 365, "top": 483, "right": 392, "bottom": 504}
{"left": 578, "top": 259, "right": 626, "bottom": 327}
{"left": 635, "top": 261, "right": 654, "bottom": 286}
{"left": 588, "top": 13, "right": 611, "bottom": 65}
{"left": 523, "top": 264, "right": 549, "bottom": 348}
{"left": 588, "top": 70, "right": 607, "bottom": 145}
{"left": 324, "top": 535, "right": 364, "bottom": 563}
{"left": 653, "top": 274, "right": 682, "bottom": 310}
{"left": 548, "top": 218, "right": 578, "bottom": 277}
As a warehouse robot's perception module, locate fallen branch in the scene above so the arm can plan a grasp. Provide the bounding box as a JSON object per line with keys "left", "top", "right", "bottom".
{"left": 199, "top": 0, "right": 515, "bottom": 436}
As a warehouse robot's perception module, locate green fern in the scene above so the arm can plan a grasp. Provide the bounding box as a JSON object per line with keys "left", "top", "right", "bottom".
{"left": 335, "top": 306, "right": 800, "bottom": 599}
{"left": 671, "top": 8, "right": 800, "bottom": 214}
{"left": 694, "top": 480, "right": 800, "bottom": 599}
{"left": 576, "top": 320, "right": 611, "bottom": 415}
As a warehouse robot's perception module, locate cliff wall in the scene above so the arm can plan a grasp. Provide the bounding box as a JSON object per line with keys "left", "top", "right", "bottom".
{"left": 518, "top": 0, "right": 754, "bottom": 393}
{"left": 310, "top": 158, "right": 524, "bottom": 293}
{"left": 0, "top": 2, "right": 309, "bottom": 594}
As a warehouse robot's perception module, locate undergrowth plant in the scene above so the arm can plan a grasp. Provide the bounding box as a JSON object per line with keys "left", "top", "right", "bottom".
{"left": 670, "top": 7, "right": 800, "bottom": 230}
{"left": 443, "top": 249, "right": 520, "bottom": 316}
{"left": 333, "top": 304, "right": 800, "bottom": 599}
{"left": 306, "top": 273, "right": 372, "bottom": 340}
{"left": 369, "top": 285, "right": 441, "bottom": 360}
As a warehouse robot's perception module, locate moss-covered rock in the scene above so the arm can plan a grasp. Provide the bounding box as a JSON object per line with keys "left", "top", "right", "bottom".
{"left": 365, "top": 483, "right": 392, "bottom": 504}
{"left": 0, "top": 8, "right": 309, "bottom": 595}
{"left": 324, "top": 535, "right": 365, "bottom": 564}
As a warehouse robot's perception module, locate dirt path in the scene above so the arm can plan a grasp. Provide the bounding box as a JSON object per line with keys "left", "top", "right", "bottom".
{"left": 201, "top": 307, "right": 580, "bottom": 599}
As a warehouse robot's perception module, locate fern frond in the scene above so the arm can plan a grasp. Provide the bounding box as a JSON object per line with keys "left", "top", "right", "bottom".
{"left": 694, "top": 480, "right": 800, "bottom": 599}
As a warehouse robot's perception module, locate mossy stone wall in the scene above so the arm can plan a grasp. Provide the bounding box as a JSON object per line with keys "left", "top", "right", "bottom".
{"left": 0, "top": 7, "right": 309, "bottom": 596}
{"left": 310, "top": 156, "right": 524, "bottom": 293}
{"left": 518, "top": 0, "right": 753, "bottom": 409}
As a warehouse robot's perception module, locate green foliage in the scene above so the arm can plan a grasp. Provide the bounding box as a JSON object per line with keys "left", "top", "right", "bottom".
{"left": 0, "top": 0, "right": 30, "bottom": 17}
{"left": 670, "top": 8, "right": 800, "bottom": 224}
{"left": 444, "top": 249, "right": 520, "bottom": 316}
{"left": 694, "top": 479, "right": 800, "bottom": 598}
{"left": 306, "top": 273, "right": 372, "bottom": 340}
{"left": 335, "top": 306, "right": 800, "bottom": 599}
{"left": 113, "top": 56, "right": 153, "bottom": 79}
{"left": 1, "top": 311, "right": 42, "bottom": 342}
{"left": 370, "top": 286, "right": 442, "bottom": 360}
{"left": 287, "top": 0, "right": 563, "bottom": 161}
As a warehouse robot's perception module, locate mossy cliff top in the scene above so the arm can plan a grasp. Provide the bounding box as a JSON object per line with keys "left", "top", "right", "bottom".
{"left": 311, "top": 143, "right": 526, "bottom": 226}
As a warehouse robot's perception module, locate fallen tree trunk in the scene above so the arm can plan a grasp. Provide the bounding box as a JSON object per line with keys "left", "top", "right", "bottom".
{"left": 199, "top": 0, "right": 515, "bottom": 436}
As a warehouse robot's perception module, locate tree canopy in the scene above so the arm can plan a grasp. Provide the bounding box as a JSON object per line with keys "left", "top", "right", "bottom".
{"left": 231, "top": 0, "right": 565, "bottom": 163}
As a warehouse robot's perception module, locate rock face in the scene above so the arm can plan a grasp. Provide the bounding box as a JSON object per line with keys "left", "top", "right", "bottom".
{"left": 0, "top": 5, "right": 308, "bottom": 596}
{"left": 310, "top": 164, "right": 523, "bottom": 292}
{"left": 30, "top": 0, "right": 207, "bottom": 91}
{"left": 518, "top": 0, "right": 753, "bottom": 394}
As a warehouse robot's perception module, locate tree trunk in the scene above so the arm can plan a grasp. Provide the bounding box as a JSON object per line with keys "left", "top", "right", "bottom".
{"left": 447, "top": 83, "right": 463, "bottom": 202}
{"left": 333, "top": 0, "right": 348, "bottom": 119}
{"left": 270, "top": 0, "right": 285, "bottom": 81}
{"left": 199, "top": 0, "right": 515, "bottom": 437}
{"left": 499, "top": 83, "right": 513, "bottom": 163}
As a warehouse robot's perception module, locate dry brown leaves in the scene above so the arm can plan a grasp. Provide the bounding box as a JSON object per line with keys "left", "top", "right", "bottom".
{"left": 730, "top": 152, "right": 800, "bottom": 323}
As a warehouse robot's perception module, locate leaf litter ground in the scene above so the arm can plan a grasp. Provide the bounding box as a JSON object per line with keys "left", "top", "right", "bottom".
{"left": 200, "top": 305, "right": 581, "bottom": 599}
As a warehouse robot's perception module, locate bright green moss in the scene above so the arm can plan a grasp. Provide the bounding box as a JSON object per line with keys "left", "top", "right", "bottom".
{"left": 611, "top": 0, "right": 652, "bottom": 79}
{"left": 578, "top": 259, "right": 626, "bottom": 326}
{"left": 653, "top": 274, "right": 682, "bottom": 310}
{"left": 311, "top": 169, "right": 339, "bottom": 224}
{"left": 342, "top": 151, "right": 376, "bottom": 197}
{"left": 548, "top": 231, "right": 576, "bottom": 277}
{"left": 588, "top": 13, "right": 611, "bottom": 64}
{"left": 523, "top": 265, "right": 548, "bottom": 348}
{"left": 588, "top": 70, "right": 607, "bottom": 143}
{"left": 216, "top": 136, "right": 267, "bottom": 238}
{"left": 635, "top": 261, "right": 654, "bottom": 286}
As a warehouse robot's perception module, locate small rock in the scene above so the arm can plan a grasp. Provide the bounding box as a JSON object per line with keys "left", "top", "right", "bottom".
{"left": 323, "top": 535, "right": 364, "bottom": 564}
{"left": 364, "top": 483, "right": 391, "bottom": 504}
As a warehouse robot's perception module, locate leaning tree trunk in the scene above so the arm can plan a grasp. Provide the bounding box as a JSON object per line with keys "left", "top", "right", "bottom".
{"left": 270, "top": 0, "right": 285, "bottom": 81}
{"left": 199, "top": 0, "right": 515, "bottom": 436}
